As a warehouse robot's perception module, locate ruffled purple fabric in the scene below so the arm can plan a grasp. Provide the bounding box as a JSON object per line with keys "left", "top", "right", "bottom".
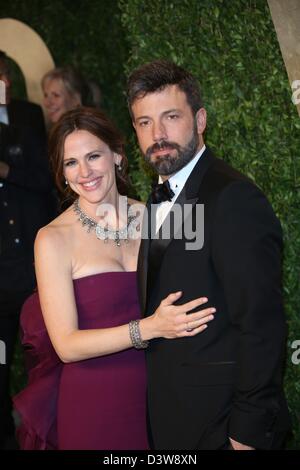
{"left": 13, "top": 293, "right": 62, "bottom": 449}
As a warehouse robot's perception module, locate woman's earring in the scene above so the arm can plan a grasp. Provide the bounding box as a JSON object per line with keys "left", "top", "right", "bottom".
{"left": 65, "top": 180, "right": 68, "bottom": 185}
{"left": 118, "top": 163, "right": 122, "bottom": 171}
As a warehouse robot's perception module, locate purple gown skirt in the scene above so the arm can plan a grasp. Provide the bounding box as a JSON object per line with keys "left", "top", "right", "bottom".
{"left": 14, "top": 271, "right": 149, "bottom": 450}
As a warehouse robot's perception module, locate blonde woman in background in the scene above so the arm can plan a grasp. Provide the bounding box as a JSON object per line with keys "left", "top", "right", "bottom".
{"left": 42, "top": 66, "right": 93, "bottom": 125}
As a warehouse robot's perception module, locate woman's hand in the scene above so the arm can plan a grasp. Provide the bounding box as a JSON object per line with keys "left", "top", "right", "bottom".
{"left": 141, "top": 291, "right": 215, "bottom": 340}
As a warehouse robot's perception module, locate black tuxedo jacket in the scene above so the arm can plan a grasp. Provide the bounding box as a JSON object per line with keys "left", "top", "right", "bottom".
{"left": 137, "top": 147, "right": 291, "bottom": 450}
{"left": 7, "top": 99, "right": 46, "bottom": 141}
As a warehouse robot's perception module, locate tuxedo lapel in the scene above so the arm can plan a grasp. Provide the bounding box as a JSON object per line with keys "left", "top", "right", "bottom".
{"left": 137, "top": 199, "right": 152, "bottom": 315}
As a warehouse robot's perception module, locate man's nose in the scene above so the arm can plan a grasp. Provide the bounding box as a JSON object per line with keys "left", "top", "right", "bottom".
{"left": 152, "top": 121, "right": 167, "bottom": 142}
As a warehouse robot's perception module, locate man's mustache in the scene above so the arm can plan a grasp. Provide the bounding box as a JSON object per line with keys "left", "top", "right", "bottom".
{"left": 146, "top": 140, "right": 180, "bottom": 157}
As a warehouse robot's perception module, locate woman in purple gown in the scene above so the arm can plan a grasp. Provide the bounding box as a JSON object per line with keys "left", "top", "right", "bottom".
{"left": 13, "top": 108, "right": 215, "bottom": 450}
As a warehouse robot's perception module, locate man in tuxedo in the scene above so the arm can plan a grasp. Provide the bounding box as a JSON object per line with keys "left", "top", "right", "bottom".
{"left": 127, "top": 60, "right": 291, "bottom": 450}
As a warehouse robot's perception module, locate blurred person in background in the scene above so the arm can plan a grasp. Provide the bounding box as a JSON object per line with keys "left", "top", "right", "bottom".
{"left": 0, "top": 122, "right": 55, "bottom": 449}
{"left": 42, "top": 66, "right": 94, "bottom": 126}
{"left": 0, "top": 50, "right": 56, "bottom": 450}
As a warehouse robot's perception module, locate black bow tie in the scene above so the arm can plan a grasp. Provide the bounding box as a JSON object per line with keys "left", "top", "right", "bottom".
{"left": 151, "top": 179, "right": 175, "bottom": 204}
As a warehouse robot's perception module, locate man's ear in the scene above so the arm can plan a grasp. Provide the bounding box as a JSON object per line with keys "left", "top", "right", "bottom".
{"left": 195, "top": 108, "right": 207, "bottom": 136}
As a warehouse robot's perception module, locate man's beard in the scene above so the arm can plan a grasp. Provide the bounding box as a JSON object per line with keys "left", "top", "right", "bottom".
{"left": 144, "top": 125, "right": 199, "bottom": 176}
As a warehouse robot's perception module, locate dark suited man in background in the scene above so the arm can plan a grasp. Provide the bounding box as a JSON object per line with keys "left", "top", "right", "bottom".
{"left": 0, "top": 50, "right": 55, "bottom": 449}
{"left": 0, "top": 122, "right": 55, "bottom": 449}
{"left": 127, "top": 60, "right": 291, "bottom": 450}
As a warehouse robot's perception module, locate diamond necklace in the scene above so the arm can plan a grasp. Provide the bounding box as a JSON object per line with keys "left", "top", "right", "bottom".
{"left": 73, "top": 199, "right": 137, "bottom": 246}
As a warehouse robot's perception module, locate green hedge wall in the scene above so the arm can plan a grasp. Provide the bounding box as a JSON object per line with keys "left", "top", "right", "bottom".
{"left": 120, "top": 0, "right": 300, "bottom": 448}
{"left": 1, "top": 0, "right": 299, "bottom": 448}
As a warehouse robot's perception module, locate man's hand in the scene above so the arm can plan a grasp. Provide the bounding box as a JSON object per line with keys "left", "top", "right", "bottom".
{"left": 229, "top": 437, "right": 255, "bottom": 450}
{"left": 0, "top": 161, "right": 9, "bottom": 179}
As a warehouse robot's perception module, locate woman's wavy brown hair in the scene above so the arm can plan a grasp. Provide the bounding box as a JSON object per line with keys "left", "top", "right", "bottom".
{"left": 48, "top": 107, "right": 129, "bottom": 205}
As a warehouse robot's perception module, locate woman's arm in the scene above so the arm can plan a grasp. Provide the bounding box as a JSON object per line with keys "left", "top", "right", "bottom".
{"left": 35, "top": 227, "right": 215, "bottom": 363}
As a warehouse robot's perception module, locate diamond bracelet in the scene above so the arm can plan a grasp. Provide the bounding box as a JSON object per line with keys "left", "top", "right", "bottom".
{"left": 129, "top": 320, "right": 149, "bottom": 349}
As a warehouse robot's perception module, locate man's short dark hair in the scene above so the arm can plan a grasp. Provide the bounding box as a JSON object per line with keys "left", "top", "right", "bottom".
{"left": 126, "top": 59, "right": 203, "bottom": 119}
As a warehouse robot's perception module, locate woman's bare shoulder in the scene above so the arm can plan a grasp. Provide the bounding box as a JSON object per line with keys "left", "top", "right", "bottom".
{"left": 35, "top": 205, "right": 75, "bottom": 251}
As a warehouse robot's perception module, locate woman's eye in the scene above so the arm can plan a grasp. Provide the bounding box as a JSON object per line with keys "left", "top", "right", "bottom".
{"left": 139, "top": 120, "right": 149, "bottom": 127}
{"left": 88, "top": 153, "right": 101, "bottom": 161}
{"left": 64, "top": 160, "right": 76, "bottom": 167}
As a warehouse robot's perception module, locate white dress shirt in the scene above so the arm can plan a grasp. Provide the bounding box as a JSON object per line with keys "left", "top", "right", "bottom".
{"left": 155, "top": 145, "right": 206, "bottom": 232}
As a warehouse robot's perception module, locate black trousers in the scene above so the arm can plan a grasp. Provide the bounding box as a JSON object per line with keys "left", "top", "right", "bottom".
{"left": 0, "top": 290, "right": 31, "bottom": 447}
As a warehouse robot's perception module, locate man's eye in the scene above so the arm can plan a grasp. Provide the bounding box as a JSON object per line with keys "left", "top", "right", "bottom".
{"left": 168, "top": 114, "right": 179, "bottom": 120}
